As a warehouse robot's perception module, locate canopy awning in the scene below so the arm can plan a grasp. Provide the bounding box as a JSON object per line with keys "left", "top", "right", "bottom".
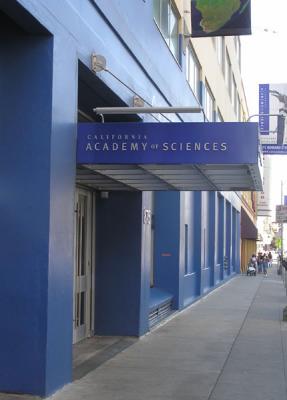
{"left": 76, "top": 122, "right": 263, "bottom": 191}
{"left": 76, "top": 164, "right": 261, "bottom": 191}
{"left": 241, "top": 208, "right": 258, "bottom": 240}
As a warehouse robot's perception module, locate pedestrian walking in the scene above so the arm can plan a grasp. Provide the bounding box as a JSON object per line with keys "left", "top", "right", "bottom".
{"left": 263, "top": 255, "right": 268, "bottom": 276}
{"left": 257, "top": 252, "right": 263, "bottom": 273}
{"left": 268, "top": 251, "right": 272, "bottom": 268}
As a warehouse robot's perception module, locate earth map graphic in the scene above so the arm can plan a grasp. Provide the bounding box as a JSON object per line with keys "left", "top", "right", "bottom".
{"left": 192, "top": 0, "right": 251, "bottom": 36}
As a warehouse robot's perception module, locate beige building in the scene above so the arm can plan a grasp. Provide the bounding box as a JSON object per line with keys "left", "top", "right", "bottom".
{"left": 180, "top": 1, "right": 257, "bottom": 272}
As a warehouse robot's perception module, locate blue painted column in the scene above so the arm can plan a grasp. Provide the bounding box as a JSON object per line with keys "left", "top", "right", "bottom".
{"left": 0, "top": 17, "right": 76, "bottom": 397}
{"left": 95, "top": 192, "right": 146, "bottom": 336}
{"left": 45, "top": 34, "right": 77, "bottom": 396}
{"left": 231, "top": 208, "right": 236, "bottom": 273}
{"left": 217, "top": 194, "right": 225, "bottom": 281}
{"left": 154, "top": 192, "right": 180, "bottom": 309}
{"left": 200, "top": 192, "right": 208, "bottom": 293}
{"left": 236, "top": 210, "right": 241, "bottom": 273}
{"left": 225, "top": 201, "right": 232, "bottom": 277}
{"left": 193, "top": 192, "right": 202, "bottom": 296}
{"left": 214, "top": 193, "right": 219, "bottom": 284}
{"left": 208, "top": 192, "right": 216, "bottom": 287}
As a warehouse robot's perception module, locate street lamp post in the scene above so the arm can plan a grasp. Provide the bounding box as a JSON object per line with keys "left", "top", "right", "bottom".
{"left": 281, "top": 180, "right": 284, "bottom": 273}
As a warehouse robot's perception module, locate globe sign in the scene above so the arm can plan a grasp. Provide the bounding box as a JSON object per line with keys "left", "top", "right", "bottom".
{"left": 191, "top": 0, "right": 251, "bottom": 37}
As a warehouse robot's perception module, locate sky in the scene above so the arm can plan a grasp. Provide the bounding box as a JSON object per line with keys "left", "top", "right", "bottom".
{"left": 241, "top": 0, "right": 287, "bottom": 210}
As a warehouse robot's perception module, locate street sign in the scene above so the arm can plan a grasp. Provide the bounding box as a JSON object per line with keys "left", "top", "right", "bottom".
{"left": 276, "top": 205, "right": 287, "bottom": 223}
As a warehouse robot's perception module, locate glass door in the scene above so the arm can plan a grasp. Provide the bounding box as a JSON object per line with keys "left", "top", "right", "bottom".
{"left": 73, "top": 188, "right": 92, "bottom": 343}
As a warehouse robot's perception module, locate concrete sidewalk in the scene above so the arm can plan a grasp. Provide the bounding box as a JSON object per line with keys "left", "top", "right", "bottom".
{"left": 1, "top": 266, "right": 287, "bottom": 400}
{"left": 49, "top": 266, "right": 287, "bottom": 400}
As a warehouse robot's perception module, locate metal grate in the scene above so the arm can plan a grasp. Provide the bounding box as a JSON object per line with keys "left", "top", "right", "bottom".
{"left": 149, "top": 300, "right": 173, "bottom": 328}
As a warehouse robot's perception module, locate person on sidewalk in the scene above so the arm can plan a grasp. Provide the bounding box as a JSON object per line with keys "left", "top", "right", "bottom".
{"left": 257, "top": 252, "right": 263, "bottom": 273}
{"left": 263, "top": 255, "right": 268, "bottom": 276}
{"left": 268, "top": 251, "right": 273, "bottom": 268}
{"left": 249, "top": 254, "right": 257, "bottom": 271}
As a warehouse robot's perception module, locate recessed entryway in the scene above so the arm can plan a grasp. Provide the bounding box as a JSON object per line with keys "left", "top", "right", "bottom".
{"left": 73, "top": 188, "right": 94, "bottom": 344}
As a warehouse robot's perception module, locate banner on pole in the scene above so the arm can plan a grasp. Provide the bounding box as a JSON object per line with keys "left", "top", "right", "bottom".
{"left": 259, "top": 83, "right": 287, "bottom": 154}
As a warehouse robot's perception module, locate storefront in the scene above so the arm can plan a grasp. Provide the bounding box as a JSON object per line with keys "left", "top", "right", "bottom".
{"left": 76, "top": 120, "right": 260, "bottom": 334}
{"left": 240, "top": 207, "right": 259, "bottom": 272}
{"left": 0, "top": 0, "right": 262, "bottom": 397}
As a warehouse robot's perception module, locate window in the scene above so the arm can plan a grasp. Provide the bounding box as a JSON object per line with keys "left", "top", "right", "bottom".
{"left": 153, "top": 0, "right": 179, "bottom": 61}
{"left": 204, "top": 82, "right": 215, "bottom": 122}
{"left": 232, "top": 75, "right": 237, "bottom": 110}
{"left": 216, "top": 37, "right": 225, "bottom": 73}
{"left": 186, "top": 44, "right": 200, "bottom": 99}
{"left": 236, "top": 95, "right": 241, "bottom": 121}
{"left": 225, "top": 50, "right": 232, "bottom": 98}
{"left": 234, "top": 36, "right": 241, "bottom": 69}
{"left": 217, "top": 108, "right": 224, "bottom": 122}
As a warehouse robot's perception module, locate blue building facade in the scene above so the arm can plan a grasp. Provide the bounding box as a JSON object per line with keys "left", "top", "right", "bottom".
{"left": 0, "top": 0, "right": 242, "bottom": 397}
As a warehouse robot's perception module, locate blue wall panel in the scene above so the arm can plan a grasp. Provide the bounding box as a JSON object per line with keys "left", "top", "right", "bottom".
{"left": 201, "top": 192, "right": 210, "bottom": 294}
{"left": 232, "top": 208, "right": 236, "bottom": 272}
{"left": 208, "top": 192, "right": 216, "bottom": 287}
{"left": 45, "top": 33, "right": 77, "bottom": 396}
{"left": 183, "top": 273, "right": 198, "bottom": 307}
{"left": 218, "top": 194, "right": 225, "bottom": 281}
{"left": 5, "top": 0, "right": 203, "bottom": 124}
{"left": 235, "top": 211, "right": 241, "bottom": 273}
{"left": 0, "top": 20, "right": 52, "bottom": 396}
{"left": 225, "top": 201, "right": 232, "bottom": 278}
{"left": 201, "top": 268, "right": 212, "bottom": 294}
{"left": 95, "top": 192, "right": 143, "bottom": 336}
{"left": 154, "top": 192, "right": 180, "bottom": 309}
{"left": 214, "top": 263, "right": 222, "bottom": 284}
{"left": 0, "top": 9, "right": 76, "bottom": 396}
{"left": 192, "top": 192, "right": 202, "bottom": 296}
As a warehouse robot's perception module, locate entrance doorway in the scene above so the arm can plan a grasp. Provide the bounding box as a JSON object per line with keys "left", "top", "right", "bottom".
{"left": 73, "top": 188, "right": 94, "bottom": 343}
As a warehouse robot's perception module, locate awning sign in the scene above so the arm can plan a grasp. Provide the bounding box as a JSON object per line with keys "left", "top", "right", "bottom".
{"left": 191, "top": 0, "right": 252, "bottom": 38}
{"left": 77, "top": 122, "right": 258, "bottom": 165}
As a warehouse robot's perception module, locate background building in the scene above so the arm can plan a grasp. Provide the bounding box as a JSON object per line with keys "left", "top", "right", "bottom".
{"left": 257, "top": 156, "right": 272, "bottom": 217}
{"left": 241, "top": 191, "right": 257, "bottom": 271}
{"left": 256, "top": 156, "right": 278, "bottom": 253}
